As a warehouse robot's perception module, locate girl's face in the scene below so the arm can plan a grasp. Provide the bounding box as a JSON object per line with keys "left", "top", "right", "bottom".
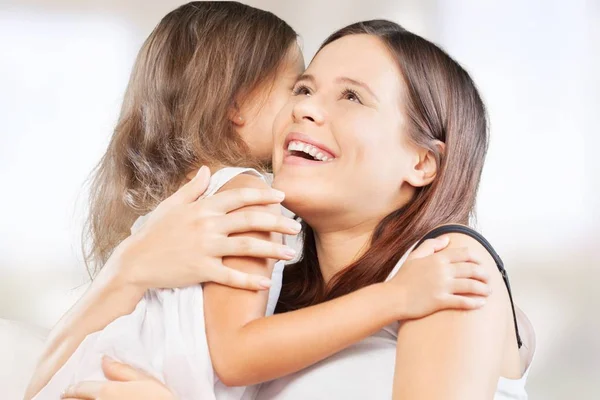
{"left": 271, "top": 34, "right": 433, "bottom": 230}
{"left": 235, "top": 44, "right": 305, "bottom": 163}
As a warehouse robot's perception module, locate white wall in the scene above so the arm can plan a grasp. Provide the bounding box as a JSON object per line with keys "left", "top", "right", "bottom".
{"left": 1, "top": 0, "right": 598, "bottom": 398}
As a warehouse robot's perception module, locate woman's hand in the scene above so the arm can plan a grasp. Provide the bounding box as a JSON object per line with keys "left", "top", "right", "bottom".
{"left": 23, "top": 166, "right": 300, "bottom": 400}
{"left": 386, "top": 236, "right": 491, "bottom": 320}
{"left": 61, "top": 357, "right": 175, "bottom": 400}
{"left": 102, "top": 166, "right": 301, "bottom": 299}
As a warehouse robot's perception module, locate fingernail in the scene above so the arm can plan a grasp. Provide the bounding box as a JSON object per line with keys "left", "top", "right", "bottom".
{"left": 273, "top": 189, "right": 285, "bottom": 200}
{"left": 281, "top": 247, "right": 297, "bottom": 259}
{"left": 285, "top": 219, "right": 302, "bottom": 232}
{"left": 439, "top": 236, "right": 450, "bottom": 243}
{"left": 195, "top": 165, "right": 209, "bottom": 178}
{"left": 259, "top": 278, "right": 272, "bottom": 289}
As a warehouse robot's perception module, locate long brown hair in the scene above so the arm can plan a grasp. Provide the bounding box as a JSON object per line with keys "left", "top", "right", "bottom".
{"left": 277, "top": 20, "right": 489, "bottom": 313}
{"left": 84, "top": 2, "right": 297, "bottom": 275}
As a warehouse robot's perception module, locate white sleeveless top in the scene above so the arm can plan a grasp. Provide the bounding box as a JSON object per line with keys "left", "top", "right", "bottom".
{"left": 256, "top": 244, "right": 532, "bottom": 400}
{"left": 35, "top": 168, "right": 283, "bottom": 400}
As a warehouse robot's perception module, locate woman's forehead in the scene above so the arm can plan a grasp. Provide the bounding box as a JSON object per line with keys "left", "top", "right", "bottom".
{"left": 307, "top": 35, "right": 403, "bottom": 100}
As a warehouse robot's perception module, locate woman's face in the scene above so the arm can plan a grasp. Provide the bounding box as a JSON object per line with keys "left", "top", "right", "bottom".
{"left": 272, "top": 34, "right": 423, "bottom": 229}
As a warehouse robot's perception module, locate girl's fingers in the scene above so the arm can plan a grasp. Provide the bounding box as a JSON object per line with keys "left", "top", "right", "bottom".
{"left": 450, "top": 262, "right": 489, "bottom": 282}
{"left": 441, "top": 294, "right": 487, "bottom": 310}
{"left": 439, "top": 246, "right": 482, "bottom": 264}
{"left": 408, "top": 237, "right": 450, "bottom": 260}
{"left": 451, "top": 278, "right": 492, "bottom": 297}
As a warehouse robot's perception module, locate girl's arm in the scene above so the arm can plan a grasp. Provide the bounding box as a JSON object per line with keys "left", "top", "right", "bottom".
{"left": 391, "top": 233, "right": 516, "bottom": 400}
{"left": 205, "top": 176, "right": 491, "bottom": 386}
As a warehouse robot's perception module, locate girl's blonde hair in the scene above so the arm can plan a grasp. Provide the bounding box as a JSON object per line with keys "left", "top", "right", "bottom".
{"left": 84, "top": 1, "right": 297, "bottom": 275}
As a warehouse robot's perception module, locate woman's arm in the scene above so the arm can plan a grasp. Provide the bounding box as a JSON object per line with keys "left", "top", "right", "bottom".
{"left": 204, "top": 185, "right": 492, "bottom": 387}
{"left": 392, "top": 233, "right": 515, "bottom": 400}
{"left": 24, "top": 252, "right": 143, "bottom": 400}
{"left": 25, "top": 168, "right": 299, "bottom": 400}
{"left": 61, "top": 357, "right": 175, "bottom": 400}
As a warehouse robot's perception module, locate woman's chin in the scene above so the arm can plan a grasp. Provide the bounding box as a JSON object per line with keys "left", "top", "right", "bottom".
{"left": 277, "top": 190, "right": 318, "bottom": 219}
{"left": 272, "top": 172, "right": 303, "bottom": 196}
{"left": 273, "top": 170, "right": 335, "bottom": 218}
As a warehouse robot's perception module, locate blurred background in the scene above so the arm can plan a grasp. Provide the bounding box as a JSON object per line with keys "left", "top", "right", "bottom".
{"left": 0, "top": 0, "right": 598, "bottom": 398}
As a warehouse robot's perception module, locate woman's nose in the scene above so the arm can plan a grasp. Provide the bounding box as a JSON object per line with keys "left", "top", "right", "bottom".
{"left": 292, "top": 96, "right": 325, "bottom": 125}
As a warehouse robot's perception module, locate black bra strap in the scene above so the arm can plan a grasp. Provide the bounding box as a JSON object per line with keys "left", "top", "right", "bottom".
{"left": 416, "top": 224, "right": 523, "bottom": 349}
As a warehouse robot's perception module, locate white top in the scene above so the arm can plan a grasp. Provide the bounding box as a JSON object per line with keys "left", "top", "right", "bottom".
{"left": 256, "top": 244, "right": 533, "bottom": 400}
{"left": 34, "top": 167, "right": 283, "bottom": 400}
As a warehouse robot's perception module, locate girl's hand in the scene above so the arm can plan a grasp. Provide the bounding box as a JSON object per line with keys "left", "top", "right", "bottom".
{"left": 102, "top": 166, "right": 301, "bottom": 299}
{"left": 61, "top": 357, "right": 175, "bottom": 400}
{"left": 387, "top": 236, "right": 491, "bottom": 320}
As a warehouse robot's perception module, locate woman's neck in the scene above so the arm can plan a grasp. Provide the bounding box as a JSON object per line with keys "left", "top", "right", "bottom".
{"left": 312, "top": 220, "right": 378, "bottom": 283}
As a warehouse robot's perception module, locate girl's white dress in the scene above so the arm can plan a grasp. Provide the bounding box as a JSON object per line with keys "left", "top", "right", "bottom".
{"left": 34, "top": 167, "right": 283, "bottom": 400}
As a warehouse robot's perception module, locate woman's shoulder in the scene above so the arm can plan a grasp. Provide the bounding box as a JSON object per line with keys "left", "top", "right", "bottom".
{"left": 424, "top": 225, "right": 509, "bottom": 308}
{"left": 421, "top": 224, "right": 528, "bottom": 353}
{"left": 418, "top": 224, "right": 504, "bottom": 269}
{"left": 420, "top": 224, "right": 494, "bottom": 249}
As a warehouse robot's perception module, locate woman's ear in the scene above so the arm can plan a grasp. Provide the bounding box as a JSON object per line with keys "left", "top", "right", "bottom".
{"left": 405, "top": 141, "right": 445, "bottom": 188}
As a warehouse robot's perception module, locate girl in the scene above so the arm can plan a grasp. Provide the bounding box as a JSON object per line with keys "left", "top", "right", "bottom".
{"left": 30, "top": 4, "right": 494, "bottom": 400}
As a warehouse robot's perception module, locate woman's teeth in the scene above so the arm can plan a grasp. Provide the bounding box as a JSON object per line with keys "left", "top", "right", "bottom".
{"left": 287, "top": 141, "right": 333, "bottom": 162}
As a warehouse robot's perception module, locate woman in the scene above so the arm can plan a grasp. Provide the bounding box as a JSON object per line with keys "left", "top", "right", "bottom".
{"left": 36, "top": 20, "right": 534, "bottom": 400}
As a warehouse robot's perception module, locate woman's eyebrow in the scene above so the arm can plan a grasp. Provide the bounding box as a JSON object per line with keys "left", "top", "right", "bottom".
{"left": 336, "top": 77, "right": 379, "bottom": 102}
{"left": 296, "top": 73, "right": 316, "bottom": 84}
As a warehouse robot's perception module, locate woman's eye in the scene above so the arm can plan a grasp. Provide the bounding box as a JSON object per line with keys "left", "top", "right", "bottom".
{"left": 292, "top": 85, "right": 312, "bottom": 96}
{"left": 342, "top": 89, "right": 362, "bottom": 104}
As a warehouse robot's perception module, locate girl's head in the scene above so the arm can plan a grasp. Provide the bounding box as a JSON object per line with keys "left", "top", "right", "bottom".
{"left": 275, "top": 20, "right": 488, "bottom": 311}
{"left": 86, "top": 1, "right": 302, "bottom": 272}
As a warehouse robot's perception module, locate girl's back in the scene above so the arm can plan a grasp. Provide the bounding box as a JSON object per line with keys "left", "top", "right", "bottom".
{"left": 34, "top": 168, "right": 284, "bottom": 400}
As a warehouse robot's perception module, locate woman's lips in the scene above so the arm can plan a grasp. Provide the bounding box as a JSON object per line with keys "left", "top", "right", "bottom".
{"left": 284, "top": 132, "right": 337, "bottom": 159}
